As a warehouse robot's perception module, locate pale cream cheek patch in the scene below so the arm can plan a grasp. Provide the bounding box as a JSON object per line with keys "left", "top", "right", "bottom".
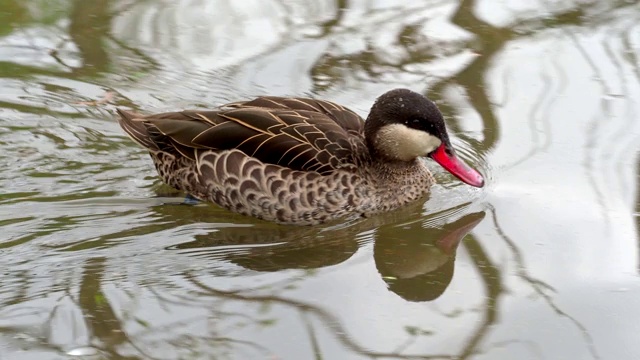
{"left": 374, "top": 123, "right": 442, "bottom": 161}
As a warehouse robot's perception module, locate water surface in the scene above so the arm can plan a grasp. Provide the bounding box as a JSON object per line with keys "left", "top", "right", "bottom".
{"left": 1, "top": 0, "right": 640, "bottom": 359}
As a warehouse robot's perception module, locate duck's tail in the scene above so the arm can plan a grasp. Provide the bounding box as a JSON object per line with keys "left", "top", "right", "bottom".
{"left": 116, "top": 109, "right": 159, "bottom": 151}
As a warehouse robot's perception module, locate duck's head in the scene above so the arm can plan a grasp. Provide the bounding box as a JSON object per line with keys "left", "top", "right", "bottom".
{"left": 365, "top": 88, "right": 484, "bottom": 188}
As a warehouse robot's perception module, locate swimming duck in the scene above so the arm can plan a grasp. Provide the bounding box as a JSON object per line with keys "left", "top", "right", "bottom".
{"left": 116, "top": 88, "right": 484, "bottom": 225}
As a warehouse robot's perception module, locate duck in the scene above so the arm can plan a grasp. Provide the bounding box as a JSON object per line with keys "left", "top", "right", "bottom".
{"left": 116, "top": 88, "right": 484, "bottom": 225}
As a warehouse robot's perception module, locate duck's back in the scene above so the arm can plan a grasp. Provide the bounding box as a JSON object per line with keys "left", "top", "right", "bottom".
{"left": 117, "top": 96, "right": 368, "bottom": 174}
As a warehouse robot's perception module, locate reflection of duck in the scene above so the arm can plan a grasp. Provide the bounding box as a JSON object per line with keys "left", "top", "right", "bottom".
{"left": 173, "top": 224, "right": 359, "bottom": 271}
{"left": 374, "top": 211, "right": 485, "bottom": 302}
{"left": 117, "top": 89, "right": 484, "bottom": 225}
{"left": 165, "top": 199, "right": 431, "bottom": 272}
{"left": 163, "top": 196, "right": 483, "bottom": 286}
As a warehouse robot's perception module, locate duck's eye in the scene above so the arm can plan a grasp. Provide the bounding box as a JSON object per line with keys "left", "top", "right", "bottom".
{"left": 405, "top": 119, "right": 422, "bottom": 129}
{"left": 404, "top": 119, "right": 420, "bottom": 128}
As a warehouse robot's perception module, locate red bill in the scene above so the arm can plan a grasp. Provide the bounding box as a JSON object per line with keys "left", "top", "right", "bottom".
{"left": 430, "top": 144, "right": 484, "bottom": 188}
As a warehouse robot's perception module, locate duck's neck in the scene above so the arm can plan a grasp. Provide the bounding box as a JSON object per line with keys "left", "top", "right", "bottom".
{"left": 361, "top": 158, "right": 433, "bottom": 210}
{"left": 370, "top": 158, "right": 432, "bottom": 184}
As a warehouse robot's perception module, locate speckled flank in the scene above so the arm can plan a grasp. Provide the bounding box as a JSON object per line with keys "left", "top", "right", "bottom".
{"left": 150, "top": 148, "right": 432, "bottom": 225}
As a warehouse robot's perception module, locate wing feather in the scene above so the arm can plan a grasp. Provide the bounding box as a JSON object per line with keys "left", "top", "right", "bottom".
{"left": 115, "top": 95, "right": 367, "bottom": 174}
{"left": 192, "top": 121, "right": 258, "bottom": 149}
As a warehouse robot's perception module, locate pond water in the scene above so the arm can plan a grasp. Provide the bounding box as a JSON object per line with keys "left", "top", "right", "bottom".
{"left": 1, "top": 0, "right": 639, "bottom": 359}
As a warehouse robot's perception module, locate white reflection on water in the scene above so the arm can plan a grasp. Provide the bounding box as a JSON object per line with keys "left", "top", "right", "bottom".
{"left": 0, "top": 0, "right": 639, "bottom": 359}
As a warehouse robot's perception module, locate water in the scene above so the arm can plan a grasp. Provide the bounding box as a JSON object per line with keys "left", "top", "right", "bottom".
{"left": 1, "top": 0, "right": 639, "bottom": 359}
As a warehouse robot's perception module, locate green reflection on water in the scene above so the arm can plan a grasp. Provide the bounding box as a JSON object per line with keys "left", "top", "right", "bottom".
{"left": 0, "top": 0, "right": 638, "bottom": 359}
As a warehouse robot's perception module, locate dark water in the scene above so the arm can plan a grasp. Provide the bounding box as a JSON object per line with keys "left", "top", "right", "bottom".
{"left": 1, "top": 1, "right": 640, "bottom": 359}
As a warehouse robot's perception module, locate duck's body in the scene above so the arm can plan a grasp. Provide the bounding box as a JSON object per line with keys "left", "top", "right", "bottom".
{"left": 117, "top": 89, "right": 483, "bottom": 225}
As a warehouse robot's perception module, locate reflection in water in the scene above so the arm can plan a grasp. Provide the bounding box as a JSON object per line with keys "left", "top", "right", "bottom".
{"left": 637, "top": 155, "right": 640, "bottom": 273}
{"left": 77, "top": 257, "right": 138, "bottom": 358}
{"left": 375, "top": 212, "right": 485, "bottom": 302}
{"left": 166, "top": 196, "right": 483, "bottom": 277}
{"left": 0, "top": 202, "right": 487, "bottom": 359}
{"left": 170, "top": 200, "right": 484, "bottom": 299}
{"left": 488, "top": 207, "right": 601, "bottom": 359}
{"left": 1, "top": 0, "right": 640, "bottom": 359}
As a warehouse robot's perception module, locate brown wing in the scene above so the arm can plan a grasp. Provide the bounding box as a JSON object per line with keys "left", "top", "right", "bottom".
{"left": 116, "top": 96, "right": 366, "bottom": 174}
{"left": 225, "top": 96, "right": 364, "bottom": 135}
